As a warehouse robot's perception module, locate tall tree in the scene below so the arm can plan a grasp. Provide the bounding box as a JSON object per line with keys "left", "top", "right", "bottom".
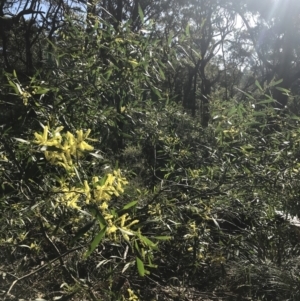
{"left": 236, "top": 0, "right": 300, "bottom": 107}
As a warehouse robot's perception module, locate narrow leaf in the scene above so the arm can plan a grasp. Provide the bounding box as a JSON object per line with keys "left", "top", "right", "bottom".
{"left": 71, "top": 220, "right": 96, "bottom": 244}
{"left": 87, "top": 205, "right": 107, "bottom": 227}
{"left": 158, "top": 67, "right": 166, "bottom": 80}
{"left": 89, "top": 152, "right": 104, "bottom": 159}
{"left": 119, "top": 228, "right": 135, "bottom": 236}
{"left": 35, "top": 88, "right": 50, "bottom": 95}
{"left": 122, "top": 201, "right": 138, "bottom": 210}
{"left": 138, "top": 4, "right": 144, "bottom": 23}
{"left": 270, "top": 79, "right": 283, "bottom": 87}
{"left": 8, "top": 80, "right": 19, "bottom": 94}
{"left": 255, "top": 80, "right": 263, "bottom": 91}
{"left": 136, "top": 256, "right": 145, "bottom": 276}
{"left": 84, "top": 226, "right": 107, "bottom": 258}
{"left": 185, "top": 23, "right": 190, "bottom": 36}
{"left": 138, "top": 234, "right": 158, "bottom": 250}
{"left": 153, "top": 236, "right": 172, "bottom": 240}
{"left": 275, "top": 87, "right": 290, "bottom": 94}
{"left": 14, "top": 138, "right": 30, "bottom": 144}
{"left": 257, "top": 98, "right": 275, "bottom": 104}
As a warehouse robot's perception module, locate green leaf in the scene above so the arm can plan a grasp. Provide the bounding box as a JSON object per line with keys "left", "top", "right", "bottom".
{"left": 136, "top": 256, "right": 145, "bottom": 276}
{"left": 8, "top": 80, "right": 19, "bottom": 94}
{"left": 153, "top": 236, "right": 172, "bottom": 240}
{"left": 84, "top": 226, "right": 107, "bottom": 258}
{"left": 158, "top": 67, "right": 166, "bottom": 80}
{"left": 138, "top": 234, "right": 158, "bottom": 250}
{"left": 71, "top": 220, "right": 96, "bottom": 244}
{"left": 185, "top": 23, "right": 190, "bottom": 36}
{"left": 234, "top": 87, "right": 254, "bottom": 100}
{"left": 87, "top": 205, "right": 107, "bottom": 227}
{"left": 121, "top": 133, "right": 133, "bottom": 139}
{"left": 138, "top": 4, "right": 144, "bottom": 23}
{"left": 275, "top": 87, "right": 290, "bottom": 94}
{"left": 252, "top": 111, "right": 266, "bottom": 116}
{"left": 135, "top": 240, "right": 141, "bottom": 254}
{"left": 257, "top": 98, "right": 275, "bottom": 104}
{"left": 167, "top": 33, "right": 173, "bottom": 46}
{"left": 227, "top": 106, "right": 237, "bottom": 117}
{"left": 167, "top": 60, "right": 175, "bottom": 71}
{"left": 151, "top": 87, "right": 162, "bottom": 99}
{"left": 122, "top": 201, "right": 138, "bottom": 210}
{"left": 255, "top": 80, "right": 263, "bottom": 91}
{"left": 191, "top": 48, "right": 202, "bottom": 59}
{"left": 35, "top": 88, "right": 50, "bottom": 95}
{"left": 269, "top": 79, "right": 283, "bottom": 87}
{"left": 119, "top": 227, "right": 135, "bottom": 236}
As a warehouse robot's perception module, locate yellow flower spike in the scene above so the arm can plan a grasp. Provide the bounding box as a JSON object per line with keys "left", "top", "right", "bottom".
{"left": 54, "top": 126, "right": 64, "bottom": 134}
{"left": 126, "top": 219, "right": 139, "bottom": 228}
{"left": 34, "top": 126, "right": 49, "bottom": 145}
{"left": 116, "top": 182, "right": 124, "bottom": 193}
{"left": 67, "top": 196, "right": 80, "bottom": 209}
{"left": 92, "top": 176, "right": 99, "bottom": 184}
{"left": 83, "top": 180, "right": 91, "bottom": 204}
{"left": 123, "top": 234, "right": 130, "bottom": 241}
{"left": 127, "top": 289, "right": 139, "bottom": 301}
{"left": 63, "top": 149, "right": 72, "bottom": 164}
{"left": 105, "top": 174, "right": 115, "bottom": 186}
{"left": 94, "top": 186, "right": 108, "bottom": 202}
{"left": 66, "top": 131, "right": 76, "bottom": 155}
{"left": 189, "top": 221, "right": 197, "bottom": 234}
{"left": 84, "top": 129, "right": 91, "bottom": 138}
{"left": 74, "top": 129, "right": 94, "bottom": 151}
{"left": 120, "top": 214, "right": 129, "bottom": 228}
{"left": 113, "top": 169, "right": 122, "bottom": 178}
{"left": 61, "top": 153, "right": 70, "bottom": 166}
{"left": 104, "top": 214, "right": 114, "bottom": 221}
{"left": 43, "top": 126, "right": 49, "bottom": 142}
{"left": 76, "top": 129, "right": 84, "bottom": 142}
{"left": 79, "top": 141, "right": 94, "bottom": 151}
{"left": 107, "top": 224, "right": 118, "bottom": 235}
{"left": 44, "top": 151, "right": 51, "bottom": 161}
{"left": 114, "top": 169, "right": 128, "bottom": 182}
{"left": 99, "top": 201, "right": 108, "bottom": 210}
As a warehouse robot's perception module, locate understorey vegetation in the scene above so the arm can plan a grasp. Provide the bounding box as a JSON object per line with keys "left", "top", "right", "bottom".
{"left": 1, "top": 0, "right": 300, "bottom": 300}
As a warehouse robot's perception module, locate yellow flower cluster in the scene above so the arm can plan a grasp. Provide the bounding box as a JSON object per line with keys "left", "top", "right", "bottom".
{"left": 54, "top": 169, "right": 138, "bottom": 239}
{"left": 106, "top": 212, "right": 139, "bottom": 241}
{"left": 91, "top": 169, "right": 128, "bottom": 204}
{"left": 122, "top": 289, "right": 139, "bottom": 301}
{"left": 0, "top": 152, "right": 8, "bottom": 162}
{"left": 54, "top": 182, "right": 86, "bottom": 210}
{"left": 33, "top": 126, "right": 94, "bottom": 170}
{"left": 34, "top": 126, "right": 138, "bottom": 241}
{"left": 54, "top": 169, "right": 128, "bottom": 210}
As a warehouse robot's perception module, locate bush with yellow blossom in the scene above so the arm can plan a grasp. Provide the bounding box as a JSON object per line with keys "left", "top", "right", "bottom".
{"left": 32, "top": 125, "right": 154, "bottom": 276}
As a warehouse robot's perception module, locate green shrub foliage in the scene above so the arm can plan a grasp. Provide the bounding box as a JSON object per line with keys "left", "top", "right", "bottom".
{"left": 1, "top": 4, "right": 300, "bottom": 301}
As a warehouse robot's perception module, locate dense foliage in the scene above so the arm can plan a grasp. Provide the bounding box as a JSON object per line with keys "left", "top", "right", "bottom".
{"left": 1, "top": 1, "right": 300, "bottom": 300}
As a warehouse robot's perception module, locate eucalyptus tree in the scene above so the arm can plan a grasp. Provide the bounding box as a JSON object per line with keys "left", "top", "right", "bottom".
{"left": 158, "top": 0, "right": 238, "bottom": 126}
{"left": 234, "top": 0, "right": 300, "bottom": 107}
{"left": 0, "top": 0, "right": 84, "bottom": 74}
